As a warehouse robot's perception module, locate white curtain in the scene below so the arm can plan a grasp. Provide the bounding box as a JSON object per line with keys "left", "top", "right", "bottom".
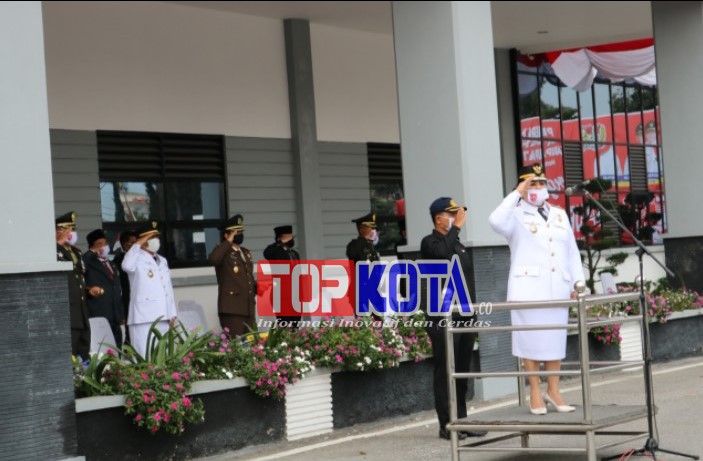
{"left": 550, "top": 45, "right": 657, "bottom": 91}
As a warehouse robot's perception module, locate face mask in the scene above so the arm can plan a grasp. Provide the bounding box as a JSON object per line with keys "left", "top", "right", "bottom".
{"left": 526, "top": 188, "right": 549, "bottom": 206}
{"left": 233, "top": 234, "right": 244, "bottom": 245}
{"left": 146, "top": 238, "right": 161, "bottom": 253}
{"left": 369, "top": 229, "right": 379, "bottom": 246}
{"left": 444, "top": 216, "right": 455, "bottom": 232}
{"left": 97, "top": 245, "right": 110, "bottom": 259}
{"left": 67, "top": 230, "right": 78, "bottom": 246}
{"left": 282, "top": 239, "right": 295, "bottom": 248}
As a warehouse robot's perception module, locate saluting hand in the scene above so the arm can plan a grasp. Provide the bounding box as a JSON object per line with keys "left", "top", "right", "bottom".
{"left": 454, "top": 208, "right": 467, "bottom": 229}
{"left": 516, "top": 173, "right": 534, "bottom": 200}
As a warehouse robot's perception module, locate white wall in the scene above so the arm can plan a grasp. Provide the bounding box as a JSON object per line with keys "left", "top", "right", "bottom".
{"left": 42, "top": 2, "right": 403, "bottom": 143}
{"left": 42, "top": 1, "right": 291, "bottom": 138}
{"left": 590, "top": 246, "right": 667, "bottom": 294}
{"left": 310, "top": 24, "right": 399, "bottom": 143}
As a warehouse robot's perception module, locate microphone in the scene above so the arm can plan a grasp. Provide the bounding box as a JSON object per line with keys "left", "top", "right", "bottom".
{"left": 565, "top": 179, "right": 593, "bottom": 196}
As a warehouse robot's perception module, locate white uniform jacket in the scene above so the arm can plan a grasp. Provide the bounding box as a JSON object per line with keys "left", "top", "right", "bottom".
{"left": 121, "top": 245, "right": 177, "bottom": 326}
{"left": 489, "top": 190, "right": 585, "bottom": 360}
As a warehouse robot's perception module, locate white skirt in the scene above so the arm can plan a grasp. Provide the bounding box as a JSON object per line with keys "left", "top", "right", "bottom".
{"left": 129, "top": 321, "right": 170, "bottom": 359}
{"left": 511, "top": 307, "right": 569, "bottom": 361}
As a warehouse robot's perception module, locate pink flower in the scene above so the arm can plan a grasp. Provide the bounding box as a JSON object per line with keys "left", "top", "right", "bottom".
{"left": 181, "top": 397, "right": 192, "bottom": 407}
{"left": 154, "top": 413, "right": 162, "bottom": 422}
{"left": 163, "top": 384, "right": 171, "bottom": 391}
{"left": 152, "top": 426, "right": 158, "bottom": 433}
{"left": 224, "top": 326, "right": 230, "bottom": 333}
{"left": 163, "top": 413, "right": 170, "bottom": 423}
{"left": 171, "top": 402, "right": 179, "bottom": 410}
{"left": 182, "top": 356, "right": 190, "bottom": 363}
{"left": 135, "top": 414, "right": 143, "bottom": 422}
{"left": 143, "top": 394, "right": 150, "bottom": 403}
{"left": 106, "top": 349, "right": 116, "bottom": 357}
{"left": 173, "top": 372, "right": 180, "bottom": 380}
{"left": 141, "top": 372, "right": 148, "bottom": 380}
{"left": 335, "top": 354, "right": 343, "bottom": 363}
{"left": 176, "top": 383, "right": 183, "bottom": 392}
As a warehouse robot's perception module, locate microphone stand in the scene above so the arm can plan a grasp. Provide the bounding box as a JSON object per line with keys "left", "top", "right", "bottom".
{"left": 577, "top": 190, "right": 699, "bottom": 461}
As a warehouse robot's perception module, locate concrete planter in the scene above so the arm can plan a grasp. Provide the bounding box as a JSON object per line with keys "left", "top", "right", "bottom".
{"left": 76, "top": 381, "right": 285, "bottom": 461}
{"left": 74, "top": 358, "right": 439, "bottom": 459}
{"left": 649, "top": 310, "right": 703, "bottom": 361}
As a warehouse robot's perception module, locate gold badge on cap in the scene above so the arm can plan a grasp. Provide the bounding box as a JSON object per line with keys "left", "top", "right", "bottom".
{"left": 152, "top": 221, "right": 158, "bottom": 229}
{"left": 449, "top": 199, "right": 458, "bottom": 208}
{"left": 530, "top": 223, "right": 538, "bottom": 234}
{"left": 533, "top": 164, "right": 543, "bottom": 175}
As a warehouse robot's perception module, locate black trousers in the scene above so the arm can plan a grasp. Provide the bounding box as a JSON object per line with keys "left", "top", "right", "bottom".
{"left": 71, "top": 327, "right": 91, "bottom": 359}
{"left": 427, "top": 323, "right": 476, "bottom": 429}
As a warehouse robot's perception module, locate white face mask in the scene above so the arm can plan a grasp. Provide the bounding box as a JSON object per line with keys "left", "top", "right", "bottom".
{"left": 445, "top": 216, "right": 455, "bottom": 231}
{"left": 97, "top": 245, "right": 110, "bottom": 259}
{"left": 526, "top": 188, "right": 549, "bottom": 206}
{"left": 369, "top": 229, "right": 379, "bottom": 246}
{"left": 146, "top": 238, "right": 161, "bottom": 254}
{"left": 67, "top": 230, "right": 78, "bottom": 246}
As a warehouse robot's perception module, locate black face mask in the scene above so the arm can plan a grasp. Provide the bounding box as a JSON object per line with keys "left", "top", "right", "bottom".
{"left": 233, "top": 234, "right": 244, "bottom": 245}
{"left": 282, "top": 239, "right": 295, "bottom": 248}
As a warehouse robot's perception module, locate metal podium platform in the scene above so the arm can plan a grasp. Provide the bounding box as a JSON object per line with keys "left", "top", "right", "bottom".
{"left": 444, "top": 287, "right": 649, "bottom": 461}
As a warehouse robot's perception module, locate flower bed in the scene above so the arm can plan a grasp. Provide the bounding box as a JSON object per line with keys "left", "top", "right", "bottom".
{"left": 73, "top": 314, "right": 433, "bottom": 437}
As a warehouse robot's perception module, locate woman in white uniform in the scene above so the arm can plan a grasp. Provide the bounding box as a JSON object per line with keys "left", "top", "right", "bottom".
{"left": 489, "top": 164, "right": 585, "bottom": 415}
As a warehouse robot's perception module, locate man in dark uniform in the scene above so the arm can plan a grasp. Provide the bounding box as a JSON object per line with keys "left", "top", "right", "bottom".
{"left": 263, "top": 225, "right": 301, "bottom": 328}
{"left": 346, "top": 212, "right": 380, "bottom": 264}
{"left": 420, "top": 197, "right": 486, "bottom": 440}
{"left": 55, "top": 211, "right": 91, "bottom": 358}
{"left": 208, "top": 214, "right": 256, "bottom": 337}
{"left": 83, "top": 229, "right": 124, "bottom": 349}
{"left": 112, "top": 230, "right": 137, "bottom": 344}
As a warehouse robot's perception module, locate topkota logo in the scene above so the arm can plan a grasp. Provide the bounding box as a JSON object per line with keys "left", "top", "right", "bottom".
{"left": 257, "top": 256, "right": 472, "bottom": 317}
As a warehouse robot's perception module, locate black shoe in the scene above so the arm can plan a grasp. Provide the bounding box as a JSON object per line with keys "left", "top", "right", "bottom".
{"left": 460, "top": 430, "right": 488, "bottom": 438}
{"left": 439, "top": 428, "right": 467, "bottom": 440}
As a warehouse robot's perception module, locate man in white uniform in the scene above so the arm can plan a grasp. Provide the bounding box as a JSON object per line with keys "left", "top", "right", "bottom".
{"left": 121, "top": 222, "right": 177, "bottom": 358}
{"left": 489, "top": 164, "right": 585, "bottom": 414}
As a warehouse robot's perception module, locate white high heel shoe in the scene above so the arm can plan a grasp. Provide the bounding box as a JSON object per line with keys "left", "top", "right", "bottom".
{"left": 543, "top": 393, "right": 575, "bottom": 413}
{"left": 528, "top": 396, "right": 547, "bottom": 415}
{"left": 529, "top": 404, "right": 547, "bottom": 415}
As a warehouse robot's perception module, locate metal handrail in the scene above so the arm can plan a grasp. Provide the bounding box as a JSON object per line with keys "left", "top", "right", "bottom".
{"left": 444, "top": 283, "right": 646, "bottom": 461}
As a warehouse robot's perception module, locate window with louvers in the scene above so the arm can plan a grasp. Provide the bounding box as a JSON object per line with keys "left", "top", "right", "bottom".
{"left": 98, "top": 131, "right": 227, "bottom": 267}
{"left": 367, "top": 143, "right": 404, "bottom": 256}
{"left": 628, "top": 145, "right": 647, "bottom": 193}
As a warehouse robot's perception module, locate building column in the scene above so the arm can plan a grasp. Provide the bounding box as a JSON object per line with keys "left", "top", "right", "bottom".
{"left": 652, "top": 1, "right": 703, "bottom": 291}
{"left": 393, "top": 1, "right": 514, "bottom": 399}
{"left": 284, "top": 19, "right": 324, "bottom": 260}
{"left": 0, "top": 2, "right": 78, "bottom": 460}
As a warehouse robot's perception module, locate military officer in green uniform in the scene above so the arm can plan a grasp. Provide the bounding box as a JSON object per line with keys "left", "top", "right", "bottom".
{"left": 346, "top": 212, "right": 380, "bottom": 264}
{"left": 208, "top": 214, "right": 256, "bottom": 337}
{"left": 55, "top": 211, "right": 91, "bottom": 358}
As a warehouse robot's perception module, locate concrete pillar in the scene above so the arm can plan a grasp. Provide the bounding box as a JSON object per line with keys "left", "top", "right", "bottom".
{"left": 284, "top": 19, "right": 324, "bottom": 260}
{"left": 652, "top": 1, "right": 703, "bottom": 290}
{"left": 0, "top": 2, "right": 78, "bottom": 459}
{"left": 393, "top": 1, "right": 514, "bottom": 399}
{"left": 393, "top": 1, "right": 505, "bottom": 248}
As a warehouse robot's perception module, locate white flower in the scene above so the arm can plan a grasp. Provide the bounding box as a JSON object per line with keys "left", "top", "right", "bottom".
{"left": 357, "top": 362, "right": 363, "bottom": 368}
{"left": 280, "top": 342, "right": 288, "bottom": 347}
{"left": 225, "top": 371, "right": 234, "bottom": 379}
{"left": 364, "top": 356, "right": 372, "bottom": 365}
